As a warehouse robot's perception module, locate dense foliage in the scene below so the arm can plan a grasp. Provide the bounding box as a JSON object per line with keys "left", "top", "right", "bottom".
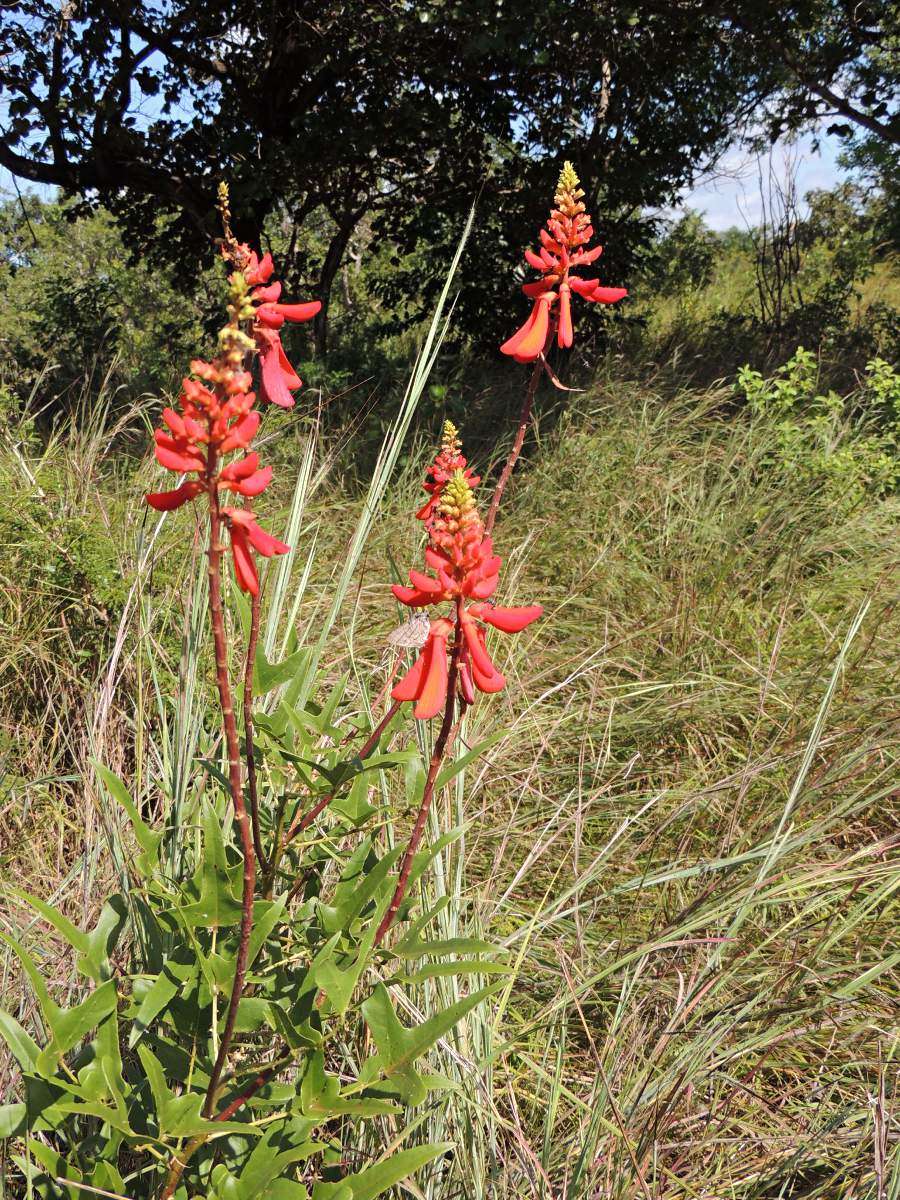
{"left": 2, "top": 1, "right": 896, "bottom": 346}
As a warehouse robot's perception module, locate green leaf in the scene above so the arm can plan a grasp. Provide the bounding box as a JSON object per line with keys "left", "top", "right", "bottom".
{"left": 392, "top": 935, "right": 498, "bottom": 959}
{"left": 330, "top": 773, "right": 377, "bottom": 824}
{"left": 77, "top": 1012, "right": 127, "bottom": 1120}
{"left": 312, "top": 952, "right": 368, "bottom": 1016}
{"left": 93, "top": 761, "right": 162, "bottom": 875}
{"left": 266, "top": 1182, "right": 310, "bottom": 1200}
{"left": 90, "top": 1161, "right": 128, "bottom": 1195}
{"left": 313, "top": 1144, "right": 450, "bottom": 1200}
{"left": 0, "top": 1009, "right": 40, "bottom": 1071}
{"left": 34, "top": 981, "right": 118, "bottom": 1076}
{"left": 53, "top": 1097, "right": 135, "bottom": 1136}
{"left": 20, "top": 1076, "right": 67, "bottom": 1131}
{"left": 301, "top": 1052, "right": 398, "bottom": 1119}
{"left": 321, "top": 841, "right": 403, "bottom": 935}
{"left": 319, "top": 672, "right": 350, "bottom": 730}
{"left": 9, "top": 888, "right": 126, "bottom": 984}
{"left": 247, "top": 896, "right": 287, "bottom": 966}
{"left": 0, "top": 1103, "right": 26, "bottom": 1138}
{"left": 83, "top": 895, "right": 128, "bottom": 981}
{"left": 0, "top": 932, "right": 59, "bottom": 1026}
{"left": 0, "top": 931, "right": 120, "bottom": 1075}
{"left": 256, "top": 646, "right": 314, "bottom": 694}
{"left": 137, "top": 1041, "right": 169, "bottom": 1119}
{"left": 234, "top": 996, "right": 272, "bottom": 1033}
{"left": 8, "top": 886, "right": 91, "bottom": 962}
{"left": 434, "top": 731, "right": 506, "bottom": 790}
{"left": 136, "top": 1044, "right": 252, "bottom": 1137}
{"left": 177, "top": 803, "right": 244, "bottom": 927}
{"left": 363, "top": 982, "right": 501, "bottom": 1075}
{"left": 236, "top": 1120, "right": 322, "bottom": 1199}
{"left": 128, "top": 965, "right": 181, "bottom": 1048}
{"left": 267, "top": 1001, "right": 322, "bottom": 1051}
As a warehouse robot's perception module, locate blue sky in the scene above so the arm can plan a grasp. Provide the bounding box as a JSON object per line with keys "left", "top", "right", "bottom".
{"left": 674, "top": 131, "right": 844, "bottom": 230}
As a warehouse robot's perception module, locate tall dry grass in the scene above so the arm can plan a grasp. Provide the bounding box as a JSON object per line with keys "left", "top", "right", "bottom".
{"left": 1, "top": 358, "right": 898, "bottom": 1197}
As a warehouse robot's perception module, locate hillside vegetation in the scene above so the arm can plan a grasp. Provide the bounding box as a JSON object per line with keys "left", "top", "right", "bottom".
{"left": 2, "top": 314, "right": 898, "bottom": 1193}
{"left": 1, "top": 157, "right": 899, "bottom": 1196}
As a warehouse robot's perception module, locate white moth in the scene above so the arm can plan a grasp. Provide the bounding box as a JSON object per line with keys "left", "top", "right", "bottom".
{"left": 386, "top": 611, "right": 431, "bottom": 649}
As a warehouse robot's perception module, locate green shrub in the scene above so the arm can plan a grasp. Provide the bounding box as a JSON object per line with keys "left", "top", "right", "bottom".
{"left": 736, "top": 348, "right": 899, "bottom": 507}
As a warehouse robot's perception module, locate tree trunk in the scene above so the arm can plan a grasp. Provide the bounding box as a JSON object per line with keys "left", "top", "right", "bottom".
{"left": 313, "top": 208, "right": 363, "bottom": 358}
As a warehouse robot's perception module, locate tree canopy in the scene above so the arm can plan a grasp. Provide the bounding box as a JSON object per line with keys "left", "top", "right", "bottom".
{"left": 1, "top": 0, "right": 897, "bottom": 349}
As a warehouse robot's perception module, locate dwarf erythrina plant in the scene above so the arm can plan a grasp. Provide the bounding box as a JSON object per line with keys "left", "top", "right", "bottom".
{"left": 375, "top": 421, "right": 541, "bottom": 942}
{"left": 393, "top": 422, "right": 542, "bottom": 719}
{"left": 488, "top": 163, "right": 628, "bottom": 532}
{"left": 0, "top": 184, "right": 555, "bottom": 1200}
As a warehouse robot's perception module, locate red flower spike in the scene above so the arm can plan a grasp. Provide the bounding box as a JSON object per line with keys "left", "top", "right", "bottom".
{"left": 415, "top": 626, "right": 450, "bottom": 719}
{"left": 273, "top": 302, "right": 322, "bottom": 322}
{"left": 227, "top": 520, "right": 260, "bottom": 595}
{"left": 219, "top": 409, "right": 261, "bottom": 454}
{"left": 392, "top": 637, "right": 433, "bottom": 702}
{"left": 247, "top": 254, "right": 321, "bottom": 408}
{"left": 501, "top": 162, "right": 627, "bottom": 360}
{"left": 391, "top": 619, "right": 453, "bottom": 719}
{"left": 468, "top": 628, "right": 506, "bottom": 694}
{"left": 470, "top": 602, "right": 543, "bottom": 633}
{"left": 231, "top": 467, "right": 274, "bottom": 497}
{"left": 145, "top": 240, "right": 305, "bottom": 592}
{"left": 225, "top": 507, "right": 290, "bottom": 557}
{"left": 389, "top": 426, "right": 542, "bottom": 720}
{"left": 558, "top": 284, "right": 573, "bottom": 348}
{"left": 586, "top": 286, "right": 629, "bottom": 305}
{"left": 256, "top": 326, "right": 309, "bottom": 408}
{"left": 243, "top": 250, "right": 274, "bottom": 287}
{"left": 416, "top": 420, "right": 480, "bottom": 525}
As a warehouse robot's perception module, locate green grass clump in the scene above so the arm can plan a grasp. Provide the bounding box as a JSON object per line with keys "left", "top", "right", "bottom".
{"left": 1, "top": 358, "right": 897, "bottom": 1198}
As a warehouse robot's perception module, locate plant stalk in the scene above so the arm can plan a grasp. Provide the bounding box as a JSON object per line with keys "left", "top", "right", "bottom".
{"left": 485, "top": 318, "right": 557, "bottom": 535}
{"left": 243, "top": 584, "right": 267, "bottom": 871}
{"left": 374, "top": 619, "right": 463, "bottom": 946}
{"left": 201, "top": 452, "right": 256, "bottom": 1119}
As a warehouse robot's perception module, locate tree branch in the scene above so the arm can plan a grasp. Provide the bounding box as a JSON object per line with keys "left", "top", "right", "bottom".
{"left": 798, "top": 74, "right": 899, "bottom": 146}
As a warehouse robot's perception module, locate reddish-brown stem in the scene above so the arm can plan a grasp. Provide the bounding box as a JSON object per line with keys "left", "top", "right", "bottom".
{"left": 158, "top": 1064, "right": 278, "bottom": 1199}
{"left": 485, "top": 318, "right": 557, "bottom": 536}
{"left": 202, "top": 452, "right": 256, "bottom": 1119}
{"left": 261, "top": 699, "right": 402, "bottom": 900}
{"left": 374, "top": 623, "right": 463, "bottom": 947}
{"left": 214, "top": 1059, "right": 283, "bottom": 1123}
{"left": 159, "top": 1050, "right": 290, "bottom": 1196}
{"left": 283, "top": 699, "right": 402, "bottom": 847}
{"left": 243, "top": 584, "right": 267, "bottom": 871}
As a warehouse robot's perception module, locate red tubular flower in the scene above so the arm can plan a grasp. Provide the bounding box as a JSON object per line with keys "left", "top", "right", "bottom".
{"left": 145, "top": 243, "right": 299, "bottom": 591}
{"left": 145, "top": 480, "right": 204, "bottom": 511}
{"left": 237, "top": 246, "right": 321, "bottom": 408}
{"left": 501, "top": 162, "right": 628, "bottom": 361}
{"left": 390, "top": 427, "right": 542, "bottom": 719}
{"left": 223, "top": 508, "right": 290, "bottom": 597}
{"left": 392, "top": 618, "right": 453, "bottom": 719}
